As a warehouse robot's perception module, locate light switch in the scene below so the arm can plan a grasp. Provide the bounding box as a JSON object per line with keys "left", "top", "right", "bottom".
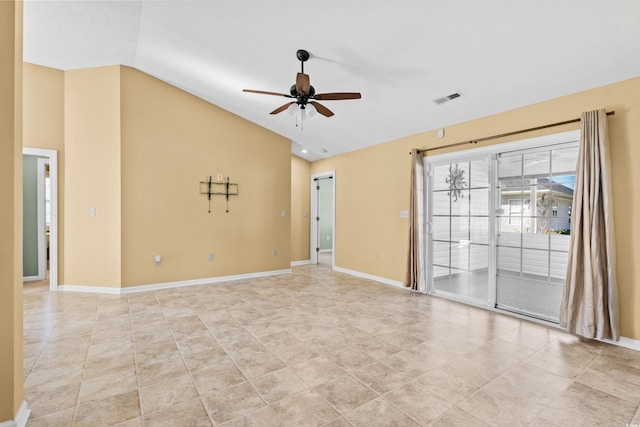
{"left": 281, "top": 209, "right": 287, "bottom": 217}
{"left": 400, "top": 210, "right": 409, "bottom": 218}
{"left": 90, "top": 208, "right": 96, "bottom": 217}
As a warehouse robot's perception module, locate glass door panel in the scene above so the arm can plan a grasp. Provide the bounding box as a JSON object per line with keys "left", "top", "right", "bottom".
{"left": 430, "top": 158, "right": 490, "bottom": 304}
{"left": 496, "top": 145, "right": 577, "bottom": 322}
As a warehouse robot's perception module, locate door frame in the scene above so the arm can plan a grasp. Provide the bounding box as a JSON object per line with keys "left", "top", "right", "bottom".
{"left": 36, "top": 157, "right": 48, "bottom": 280}
{"left": 310, "top": 170, "right": 336, "bottom": 267}
{"left": 23, "top": 147, "right": 58, "bottom": 291}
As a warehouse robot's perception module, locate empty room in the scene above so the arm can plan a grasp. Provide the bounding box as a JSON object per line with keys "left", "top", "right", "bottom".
{"left": 2, "top": 1, "right": 640, "bottom": 426}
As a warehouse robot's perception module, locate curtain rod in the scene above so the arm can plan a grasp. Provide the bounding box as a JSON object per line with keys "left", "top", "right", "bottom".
{"left": 414, "top": 110, "right": 615, "bottom": 154}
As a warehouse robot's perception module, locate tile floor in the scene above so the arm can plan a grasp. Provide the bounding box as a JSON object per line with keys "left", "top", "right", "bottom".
{"left": 23, "top": 265, "right": 640, "bottom": 426}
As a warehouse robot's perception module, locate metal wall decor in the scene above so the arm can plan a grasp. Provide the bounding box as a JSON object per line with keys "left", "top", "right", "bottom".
{"left": 446, "top": 164, "right": 467, "bottom": 202}
{"left": 199, "top": 176, "right": 238, "bottom": 213}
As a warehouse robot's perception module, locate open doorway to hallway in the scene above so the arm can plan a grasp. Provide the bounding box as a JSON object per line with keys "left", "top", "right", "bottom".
{"left": 23, "top": 147, "right": 58, "bottom": 291}
{"left": 311, "top": 171, "right": 335, "bottom": 268}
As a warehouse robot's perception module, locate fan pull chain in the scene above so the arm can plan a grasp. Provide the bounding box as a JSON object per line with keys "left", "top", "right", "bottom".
{"left": 295, "top": 106, "right": 304, "bottom": 130}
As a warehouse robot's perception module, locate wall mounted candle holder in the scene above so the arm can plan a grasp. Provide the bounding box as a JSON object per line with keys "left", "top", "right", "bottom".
{"left": 199, "top": 176, "right": 238, "bottom": 213}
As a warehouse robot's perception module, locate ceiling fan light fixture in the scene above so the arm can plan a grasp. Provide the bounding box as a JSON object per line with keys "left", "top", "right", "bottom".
{"left": 306, "top": 103, "right": 317, "bottom": 118}
{"left": 242, "top": 49, "right": 361, "bottom": 124}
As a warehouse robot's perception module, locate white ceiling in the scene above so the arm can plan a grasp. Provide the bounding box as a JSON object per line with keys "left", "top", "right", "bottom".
{"left": 23, "top": 1, "right": 640, "bottom": 161}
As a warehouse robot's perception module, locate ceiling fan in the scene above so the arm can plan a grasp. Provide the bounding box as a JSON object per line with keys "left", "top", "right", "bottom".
{"left": 243, "top": 49, "right": 361, "bottom": 118}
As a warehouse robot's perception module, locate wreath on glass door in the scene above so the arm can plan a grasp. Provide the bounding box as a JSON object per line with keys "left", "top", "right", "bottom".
{"left": 446, "top": 163, "right": 467, "bottom": 202}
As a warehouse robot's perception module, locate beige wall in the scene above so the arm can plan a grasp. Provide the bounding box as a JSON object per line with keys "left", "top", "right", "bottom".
{"left": 0, "top": 0, "right": 23, "bottom": 420}
{"left": 312, "top": 76, "right": 640, "bottom": 340}
{"left": 291, "top": 154, "right": 311, "bottom": 262}
{"left": 119, "top": 67, "right": 292, "bottom": 286}
{"left": 23, "top": 63, "right": 65, "bottom": 282}
{"left": 312, "top": 144, "right": 410, "bottom": 278}
{"left": 24, "top": 64, "right": 292, "bottom": 289}
{"left": 64, "top": 66, "right": 122, "bottom": 287}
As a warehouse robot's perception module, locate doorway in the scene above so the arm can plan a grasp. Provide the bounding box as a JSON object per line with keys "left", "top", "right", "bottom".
{"left": 23, "top": 155, "right": 48, "bottom": 282}
{"left": 310, "top": 171, "right": 335, "bottom": 267}
{"left": 23, "top": 148, "right": 58, "bottom": 291}
{"left": 425, "top": 130, "right": 579, "bottom": 323}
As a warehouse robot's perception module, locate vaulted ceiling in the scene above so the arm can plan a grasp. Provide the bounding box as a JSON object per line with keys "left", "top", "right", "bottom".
{"left": 23, "top": 1, "right": 640, "bottom": 161}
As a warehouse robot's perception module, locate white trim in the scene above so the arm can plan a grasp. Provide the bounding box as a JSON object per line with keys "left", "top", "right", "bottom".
{"left": 333, "top": 266, "right": 407, "bottom": 289}
{"left": 23, "top": 147, "right": 58, "bottom": 291}
{"left": 59, "top": 284, "right": 122, "bottom": 294}
{"left": 59, "top": 269, "right": 292, "bottom": 295}
{"left": 15, "top": 402, "right": 30, "bottom": 427}
{"left": 601, "top": 336, "right": 640, "bottom": 352}
{"left": 22, "top": 275, "right": 41, "bottom": 282}
{"left": 291, "top": 260, "right": 310, "bottom": 266}
{"left": 0, "top": 401, "right": 31, "bottom": 427}
{"left": 310, "top": 171, "right": 336, "bottom": 268}
{"left": 36, "top": 157, "right": 47, "bottom": 280}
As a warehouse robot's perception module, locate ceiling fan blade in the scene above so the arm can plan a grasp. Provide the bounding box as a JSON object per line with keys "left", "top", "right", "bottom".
{"left": 243, "top": 89, "right": 292, "bottom": 98}
{"left": 310, "top": 101, "right": 334, "bottom": 117}
{"left": 296, "top": 73, "right": 311, "bottom": 94}
{"left": 270, "top": 102, "right": 296, "bottom": 115}
{"left": 314, "top": 92, "right": 362, "bottom": 100}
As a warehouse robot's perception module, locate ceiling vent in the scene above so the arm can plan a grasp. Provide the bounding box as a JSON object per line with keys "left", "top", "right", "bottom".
{"left": 433, "top": 91, "right": 463, "bottom": 106}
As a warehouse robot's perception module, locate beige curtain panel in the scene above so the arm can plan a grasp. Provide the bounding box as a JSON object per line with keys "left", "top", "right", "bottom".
{"left": 405, "top": 148, "right": 425, "bottom": 291}
{"left": 560, "top": 109, "right": 619, "bottom": 341}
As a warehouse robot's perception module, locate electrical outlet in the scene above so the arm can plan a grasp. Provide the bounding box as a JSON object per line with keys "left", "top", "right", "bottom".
{"left": 281, "top": 209, "right": 287, "bottom": 217}
{"left": 208, "top": 253, "right": 214, "bottom": 261}
{"left": 272, "top": 249, "right": 277, "bottom": 256}
{"left": 90, "top": 207, "right": 96, "bottom": 217}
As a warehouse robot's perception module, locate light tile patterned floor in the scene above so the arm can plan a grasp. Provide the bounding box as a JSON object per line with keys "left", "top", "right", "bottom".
{"left": 23, "top": 265, "right": 640, "bottom": 426}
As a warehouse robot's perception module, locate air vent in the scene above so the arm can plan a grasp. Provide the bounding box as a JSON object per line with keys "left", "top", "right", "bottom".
{"left": 433, "top": 91, "right": 463, "bottom": 105}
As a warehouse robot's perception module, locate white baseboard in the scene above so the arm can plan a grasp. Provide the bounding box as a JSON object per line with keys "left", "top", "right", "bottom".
{"left": 601, "top": 336, "right": 640, "bottom": 352}
{"left": 0, "top": 401, "right": 30, "bottom": 427}
{"left": 58, "top": 284, "right": 121, "bottom": 294}
{"left": 291, "top": 260, "right": 310, "bottom": 266}
{"left": 332, "top": 266, "right": 407, "bottom": 289}
{"left": 59, "top": 269, "right": 292, "bottom": 295}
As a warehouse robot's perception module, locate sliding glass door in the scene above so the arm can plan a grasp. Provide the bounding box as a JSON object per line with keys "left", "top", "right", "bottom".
{"left": 425, "top": 131, "right": 579, "bottom": 323}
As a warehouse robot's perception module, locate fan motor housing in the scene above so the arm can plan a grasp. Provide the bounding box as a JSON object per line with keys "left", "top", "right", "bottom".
{"left": 290, "top": 84, "right": 315, "bottom": 100}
